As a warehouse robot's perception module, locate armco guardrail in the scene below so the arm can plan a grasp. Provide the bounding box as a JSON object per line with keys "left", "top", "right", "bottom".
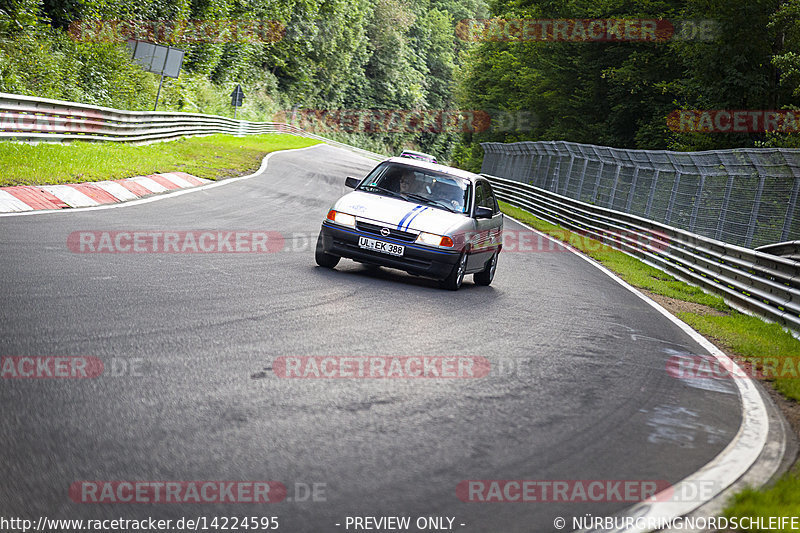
{"left": 0, "top": 92, "right": 385, "bottom": 160}
{"left": 756, "top": 240, "right": 800, "bottom": 261}
{"left": 485, "top": 173, "right": 800, "bottom": 333}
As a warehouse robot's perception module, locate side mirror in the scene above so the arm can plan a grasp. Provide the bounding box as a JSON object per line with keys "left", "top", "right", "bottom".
{"left": 345, "top": 177, "right": 360, "bottom": 189}
{"left": 475, "top": 206, "right": 493, "bottom": 219}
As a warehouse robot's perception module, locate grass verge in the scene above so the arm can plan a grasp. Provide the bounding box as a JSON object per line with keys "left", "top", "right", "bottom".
{"left": 501, "top": 201, "right": 800, "bottom": 528}
{"left": 0, "top": 134, "right": 322, "bottom": 187}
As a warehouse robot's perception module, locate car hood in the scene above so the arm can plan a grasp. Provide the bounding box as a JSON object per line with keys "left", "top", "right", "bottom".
{"left": 333, "top": 191, "right": 468, "bottom": 235}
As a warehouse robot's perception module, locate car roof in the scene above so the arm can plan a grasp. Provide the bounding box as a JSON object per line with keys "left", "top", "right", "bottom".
{"left": 384, "top": 157, "right": 482, "bottom": 183}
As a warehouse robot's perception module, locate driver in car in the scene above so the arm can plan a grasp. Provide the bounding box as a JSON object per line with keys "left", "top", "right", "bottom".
{"left": 397, "top": 170, "right": 419, "bottom": 195}
{"left": 432, "top": 181, "right": 464, "bottom": 212}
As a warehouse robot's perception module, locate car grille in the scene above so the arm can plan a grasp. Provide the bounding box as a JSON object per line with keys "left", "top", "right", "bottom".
{"left": 356, "top": 221, "right": 418, "bottom": 242}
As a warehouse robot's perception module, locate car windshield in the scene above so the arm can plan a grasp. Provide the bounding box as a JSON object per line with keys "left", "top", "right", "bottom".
{"left": 357, "top": 163, "right": 471, "bottom": 214}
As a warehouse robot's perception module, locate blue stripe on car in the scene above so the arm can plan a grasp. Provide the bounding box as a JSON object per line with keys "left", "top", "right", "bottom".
{"left": 402, "top": 207, "right": 429, "bottom": 231}
{"left": 397, "top": 205, "right": 423, "bottom": 230}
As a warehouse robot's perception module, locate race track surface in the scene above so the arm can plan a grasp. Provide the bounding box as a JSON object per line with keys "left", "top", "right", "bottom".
{"left": 0, "top": 145, "right": 742, "bottom": 532}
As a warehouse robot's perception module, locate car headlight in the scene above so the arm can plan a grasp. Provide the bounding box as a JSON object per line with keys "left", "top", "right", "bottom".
{"left": 416, "top": 232, "right": 454, "bottom": 247}
{"left": 327, "top": 210, "right": 356, "bottom": 228}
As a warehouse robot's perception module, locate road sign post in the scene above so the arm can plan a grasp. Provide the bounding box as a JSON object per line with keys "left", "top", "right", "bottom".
{"left": 231, "top": 84, "right": 245, "bottom": 119}
{"left": 127, "top": 40, "right": 185, "bottom": 111}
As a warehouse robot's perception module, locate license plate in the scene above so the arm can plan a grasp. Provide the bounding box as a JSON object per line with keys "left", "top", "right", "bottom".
{"left": 358, "top": 237, "right": 404, "bottom": 257}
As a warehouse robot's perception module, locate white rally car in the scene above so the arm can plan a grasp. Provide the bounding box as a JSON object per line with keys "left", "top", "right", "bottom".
{"left": 315, "top": 157, "right": 503, "bottom": 290}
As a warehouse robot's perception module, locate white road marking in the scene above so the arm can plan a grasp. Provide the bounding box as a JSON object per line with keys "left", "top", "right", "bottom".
{"left": 0, "top": 190, "right": 34, "bottom": 212}
{"left": 93, "top": 180, "right": 139, "bottom": 201}
{"left": 158, "top": 173, "right": 196, "bottom": 188}
{"left": 127, "top": 176, "right": 168, "bottom": 193}
{"left": 505, "top": 215, "right": 772, "bottom": 533}
{"left": 40, "top": 185, "right": 98, "bottom": 208}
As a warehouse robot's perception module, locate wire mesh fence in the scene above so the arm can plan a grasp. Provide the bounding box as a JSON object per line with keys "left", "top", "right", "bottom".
{"left": 481, "top": 141, "right": 800, "bottom": 249}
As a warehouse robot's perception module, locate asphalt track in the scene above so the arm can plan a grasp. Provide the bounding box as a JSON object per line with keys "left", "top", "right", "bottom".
{"left": 0, "top": 144, "right": 745, "bottom": 532}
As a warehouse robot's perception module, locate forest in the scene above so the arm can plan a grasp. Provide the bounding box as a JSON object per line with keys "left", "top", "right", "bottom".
{"left": 2, "top": 0, "right": 800, "bottom": 170}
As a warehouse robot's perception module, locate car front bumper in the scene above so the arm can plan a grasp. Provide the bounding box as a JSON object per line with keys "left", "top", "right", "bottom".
{"left": 319, "top": 221, "right": 461, "bottom": 279}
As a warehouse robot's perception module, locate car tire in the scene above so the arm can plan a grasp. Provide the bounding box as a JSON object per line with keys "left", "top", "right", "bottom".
{"left": 315, "top": 232, "right": 340, "bottom": 268}
{"left": 473, "top": 251, "right": 498, "bottom": 286}
{"left": 440, "top": 251, "right": 467, "bottom": 291}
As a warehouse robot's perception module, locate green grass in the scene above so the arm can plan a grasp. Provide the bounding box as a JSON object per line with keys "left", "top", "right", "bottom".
{"left": 501, "top": 200, "right": 800, "bottom": 530}
{"left": 677, "top": 313, "right": 800, "bottom": 400}
{"left": 500, "top": 202, "right": 730, "bottom": 311}
{"left": 0, "top": 134, "right": 321, "bottom": 186}
{"left": 724, "top": 473, "right": 800, "bottom": 527}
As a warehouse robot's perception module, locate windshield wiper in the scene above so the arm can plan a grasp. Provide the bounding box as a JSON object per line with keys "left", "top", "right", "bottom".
{"left": 402, "top": 193, "right": 459, "bottom": 213}
{"left": 359, "top": 187, "right": 459, "bottom": 212}
{"left": 358, "top": 185, "right": 404, "bottom": 199}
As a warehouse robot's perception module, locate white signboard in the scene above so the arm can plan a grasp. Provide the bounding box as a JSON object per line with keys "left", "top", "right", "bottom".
{"left": 127, "top": 40, "right": 185, "bottom": 78}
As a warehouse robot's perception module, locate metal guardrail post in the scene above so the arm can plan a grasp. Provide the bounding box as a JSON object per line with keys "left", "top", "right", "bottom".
{"left": 532, "top": 147, "right": 544, "bottom": 183}
{"left": 665, "top": 171, "right": 681, "bottom": 225}
{"left": 783, "top": 177, "right": 800, "bottom": 242}
{"left": 501, "top": 147, "right": 513, "bottom": 180}
{"left": 608, "top": 165, "right": 622, "bottom": 209}
{"left": 511, "top": 144, "right": 524, "bottom": 182}
{"left": 523, "top": 146, "right": 536, "bottom": 185}
{"left": 541, "top": 146, "right": 555, "bottom": 189}
{"left": 576, "top": 158, "right": 589, "bottom": 201}
{"left": 689, "top": 174, "right": 705, "bottom": 234}
{"left": 591, "top": 161, "right": 603, "bottom": 204}
{"left": 745, "top": 174, "right": 766, "bottom": 248}
{"left": 551, "top": 155, "right": 561, "bottom": 192}
{"left": 563, "top": 153, "right": 575, "bottom": 196}
{"left": 626, "top": 167, "right": 640, "bottom": 212}
{"left": 716, "top": 175, "right": 735, "bottom": 241}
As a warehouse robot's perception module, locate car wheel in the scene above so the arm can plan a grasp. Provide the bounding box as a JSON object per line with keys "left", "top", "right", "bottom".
{"left": 473, "top": 251, "right": 498, "bottom": 286}
{"left": 315, "top": 232, "right": 340, "bottom": 268}
{"left": 440, "top": 251, "right": 467, "bottom": 291}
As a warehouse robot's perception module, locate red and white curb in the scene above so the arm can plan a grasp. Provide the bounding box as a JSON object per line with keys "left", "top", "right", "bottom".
{"left": 0, "top": 172, "right": 211, "bottom": 212}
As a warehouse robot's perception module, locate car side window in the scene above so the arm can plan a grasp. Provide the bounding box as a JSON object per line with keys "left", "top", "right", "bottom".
{"left": 482, "top": 181, "right": 498, "bottom": 214}
{"left": 477, "top": 181, "right": 496, "bottom": 213}
{"left": 475, "top": 183, "right": 486, "bottom": 212}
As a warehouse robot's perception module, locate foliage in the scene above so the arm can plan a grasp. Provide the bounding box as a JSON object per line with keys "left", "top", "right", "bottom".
{"left": 451, "top": 0, "right": 800, "bottom": 170}
{"left": 4, "top": 0, "right": 800, "bottom": 165}
{"left": 0, "top": 0, "right": 489, "bottom": 162}
{"left": 0, "top": 26, "right": 155, "bottom": 108}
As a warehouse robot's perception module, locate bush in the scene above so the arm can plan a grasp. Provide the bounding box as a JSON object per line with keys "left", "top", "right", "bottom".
{"left": 0, "top": 27, "right": 155, "bottom": 109}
